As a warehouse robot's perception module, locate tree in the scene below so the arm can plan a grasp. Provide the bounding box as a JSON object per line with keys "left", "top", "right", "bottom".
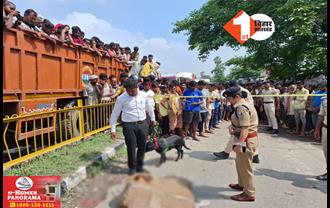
{"left": 200, "top": 71, "right": 211, "bottom": 79}
{"left": 211, "top": 57, "right": 227, "bottom": 83}
{"left": 173, "top": 0, "right": 327, "bottom": 80}
{"left": 225, "top": 55, "right": 263, "bottom": 80}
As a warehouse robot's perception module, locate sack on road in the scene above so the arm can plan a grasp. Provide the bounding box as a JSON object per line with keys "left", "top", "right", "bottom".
{"left": 118, "top": 173, "right": 196, "bottom": 208}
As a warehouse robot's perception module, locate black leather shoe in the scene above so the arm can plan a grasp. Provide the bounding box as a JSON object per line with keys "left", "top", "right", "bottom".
{"left": 266, "top": 127, "right": 273, "bottom": 131}
{"left": 271, "top": 129, "right": 279, "bottom": 134}
{"left": 316, "top": 173, "right": 327, "bottom": 181}
{"left": 253, "top": 155, "right": 260, "bottom": 164}
{"left": 128, "top": 169, "right": 136, "bottom": 176}
{"left": 213, "top": 151, "right": 229, "bottom": 159}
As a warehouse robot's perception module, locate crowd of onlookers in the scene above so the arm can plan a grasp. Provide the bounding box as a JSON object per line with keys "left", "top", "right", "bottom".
{"left": 249, "top": 80, "right": 327, "bottom": 138}
{"left": 3, "top": 0, "right": 162, "bottom": 78}
{"left": 85, "top": 70, "right": 327, "bottom": 141}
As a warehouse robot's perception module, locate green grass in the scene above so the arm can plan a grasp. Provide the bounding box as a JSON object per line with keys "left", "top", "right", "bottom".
{"left": 87, "top": 145, "right": 127, "bottom": 177}
{"left": 112, "top": 145, "right": 127, "bottom": 159}
{"left": 4, "top": 127, "right": 124, "bottom": 176}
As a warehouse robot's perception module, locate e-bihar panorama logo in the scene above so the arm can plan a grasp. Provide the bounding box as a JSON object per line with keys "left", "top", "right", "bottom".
{"left": 224, "top": 10, "right": 275, "bottom": 44}
{"left": 15, "top": 177, "right": 33, "bottom": 190}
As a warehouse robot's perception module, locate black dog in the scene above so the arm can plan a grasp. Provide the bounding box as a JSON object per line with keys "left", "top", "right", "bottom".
{"left": 146, "top": 135, "right": 191, "bottom": 166}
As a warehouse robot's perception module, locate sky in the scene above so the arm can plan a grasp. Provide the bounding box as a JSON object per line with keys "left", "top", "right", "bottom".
{"left": 14, "top": 0, "right": 246, "bottom": 76}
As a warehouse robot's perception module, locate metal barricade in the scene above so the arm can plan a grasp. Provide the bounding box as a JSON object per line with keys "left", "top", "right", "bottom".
{"left": 3, "top": 100, "right": 115, "bottom": 170}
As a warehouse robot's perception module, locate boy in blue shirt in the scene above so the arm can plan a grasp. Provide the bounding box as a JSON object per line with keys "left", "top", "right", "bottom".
{"left": 183, "top": 81, "right": 202, "bottom": 141}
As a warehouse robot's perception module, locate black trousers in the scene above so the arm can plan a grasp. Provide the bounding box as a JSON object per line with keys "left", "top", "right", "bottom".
{"left": 198, "top": 112, "right": 208, "bottom": 133}
{"left": 122, "top": 120, "right": 148, "bottom": 171}
{"left": 159, "top": 115, "right": 170, "bottom": 135}
{"left": 305, "top": 110, "right": 314, "bottom": 132}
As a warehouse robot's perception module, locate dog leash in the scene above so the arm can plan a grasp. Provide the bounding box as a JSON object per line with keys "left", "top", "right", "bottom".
{"left": 149, "top": 126, "right": 170, "bottom": 154}
{"left": 149, "top": 125, "right": 162, "bottom": 149}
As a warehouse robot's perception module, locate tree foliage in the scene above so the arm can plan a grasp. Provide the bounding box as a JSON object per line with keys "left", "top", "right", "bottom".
{"left": 225, "top": 56, "right": 263, "bottom": 80}
{"left": 211, "top": 57, "right": 227, "bottom": 83}
{"left": 173, "top": 0, "right": 327, "bottom": 80}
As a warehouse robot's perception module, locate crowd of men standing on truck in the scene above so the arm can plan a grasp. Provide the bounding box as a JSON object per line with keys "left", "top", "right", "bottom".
{"left": 3, "top": 0, "right": 162, "bottom": 79}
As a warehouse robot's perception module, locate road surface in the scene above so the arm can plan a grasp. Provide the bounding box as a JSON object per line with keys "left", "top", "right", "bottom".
{"left": 63, "top": 121, "right": 327, "bottom": 208}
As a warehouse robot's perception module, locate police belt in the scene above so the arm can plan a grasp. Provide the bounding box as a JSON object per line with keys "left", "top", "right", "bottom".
{"left": 233, "top": 131, "right": 258, "bottom": 140}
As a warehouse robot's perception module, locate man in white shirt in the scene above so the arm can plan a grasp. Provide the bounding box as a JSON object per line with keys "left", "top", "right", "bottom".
{"left": 17, "top": 9, "right": 42, "bottom": 32}
{"left": 204, "top": 84, "right": 214, "bottom": 133}
{"left": 110, "top": 78, "right": 156, "bottom": 175}
{"left": 142, "top": 80, "right": 155, "bottom": 110}
{"left": 197, "top": 81, "right": 209, "bottom": 137}
{"left": 152, "top": 62, "right": 162, "bottom": 79}
{"left": 261, "top": 81, "right": 280, "bottom": 134}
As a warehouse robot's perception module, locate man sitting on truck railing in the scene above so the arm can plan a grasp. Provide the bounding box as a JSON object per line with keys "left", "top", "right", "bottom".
{"left": 106, "top": 42, "right": 118, "bottom": 58}
{"left": 16, "top": 9, "right": 40, "bottom": 32}
{"left": 71, "top": 26, "right": 89, "bottom": 48}
{"left": 3, "top": 0, "right": 19, "bottom": 28}
{"left": 39, "top": 19, "right": 57, "bottom": 44}
{"left": 90, "top": 36, "right": 104, "bottom": 57}
{"left": 51, "top": 24, "right": 77, "bottom": 45}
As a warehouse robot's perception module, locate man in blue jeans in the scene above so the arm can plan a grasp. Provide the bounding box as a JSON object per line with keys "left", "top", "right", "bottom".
{"left": 183, "top": 81, "right": 202, "bottom": 141}
{"left": 213, "top": 98, "right": 220, "bottom": 127}
{"left": 210, "top": 85, "right": 220, "bottom": 129}
{"left": 197, "top": 80, "right": 209, "bottom": 138}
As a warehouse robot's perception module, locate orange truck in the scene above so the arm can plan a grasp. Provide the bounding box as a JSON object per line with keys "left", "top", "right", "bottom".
{"left": 3, "top": 28, "right": 129, "bottom": 144}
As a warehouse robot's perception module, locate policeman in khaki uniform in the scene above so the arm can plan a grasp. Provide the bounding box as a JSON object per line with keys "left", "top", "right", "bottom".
{"left": 261, "top": 81, "right": 279, "bottom": 134}
{"left": 223, "top": 87, "right": 259, "bottom": 202}
{"left": 214, "top": 80, "right": 260, "bottom": 163}
{"left": 314, "top": 96, "right": 327, "bottom": 181}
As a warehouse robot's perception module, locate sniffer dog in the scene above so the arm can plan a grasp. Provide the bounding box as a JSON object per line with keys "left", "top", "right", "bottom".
{"left": 146, "top": 134, "right": 191, "bottom": 166}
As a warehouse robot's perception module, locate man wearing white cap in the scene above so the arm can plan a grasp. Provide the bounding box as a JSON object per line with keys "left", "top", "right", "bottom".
{"left": 83, "top": 74, "right": 102, "bottom": 105}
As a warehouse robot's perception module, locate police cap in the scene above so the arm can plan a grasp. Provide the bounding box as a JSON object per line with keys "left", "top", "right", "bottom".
{"left": 223, "top": 86, "right": 242, "bottom": 98}
{"left": 228, "top": 80, "right": 238, "bottom": 87}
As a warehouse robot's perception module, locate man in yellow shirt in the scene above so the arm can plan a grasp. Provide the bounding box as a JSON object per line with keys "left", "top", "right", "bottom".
{"left": 152, "top": 82, "right": 170, "bottom": 136}
{"left": 293, "top": 81, "right": 309, "bottom": 136}
{"left": 140, "top": 54, "right": 154, "bottom": 79}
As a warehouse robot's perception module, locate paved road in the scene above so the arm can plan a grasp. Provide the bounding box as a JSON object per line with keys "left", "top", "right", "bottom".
{"left": 63, "top": 121, "right": 327, "bottom": 208}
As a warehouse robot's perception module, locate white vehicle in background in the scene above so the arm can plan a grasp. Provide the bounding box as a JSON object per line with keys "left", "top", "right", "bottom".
{"left": 176, "top": 72, "right": 197, "bottom": 82}
{"left": 200, "top": 78, "right": 210, "bottom": 83}
{"left": 159, "top": 74, "right": 177, "bottom": 83}
{"left": 159, "top": 72, "right": 198, "bottom": 83}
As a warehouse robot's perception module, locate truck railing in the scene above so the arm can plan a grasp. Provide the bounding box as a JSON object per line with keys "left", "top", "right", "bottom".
{"left": 3, "top": 100, "right": 115, "bottom": 170}
{"left": 3, "top": 27, "right": 129, "bottom": 102}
